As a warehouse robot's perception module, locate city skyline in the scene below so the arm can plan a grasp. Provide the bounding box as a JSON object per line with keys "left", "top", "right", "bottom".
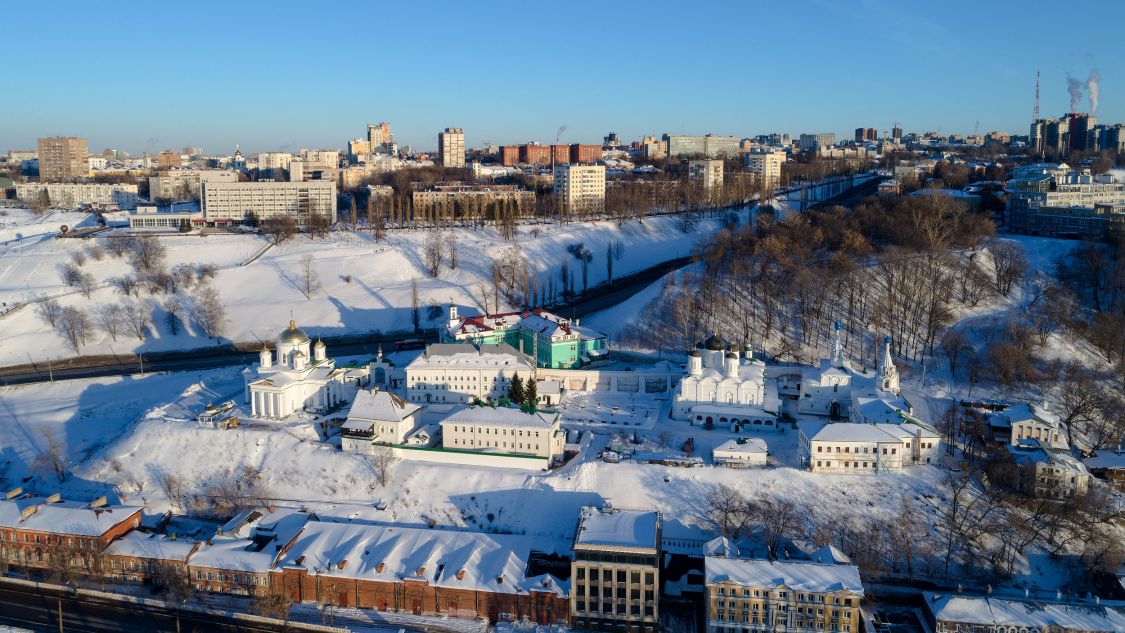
{"left": 3, "top": 0, "right": 1124, "bottom": 154}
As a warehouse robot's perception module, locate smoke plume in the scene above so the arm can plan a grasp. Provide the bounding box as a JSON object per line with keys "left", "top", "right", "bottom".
{"left": 1085, "top": 69, "right": 1101, "bottom": 115}
{"left": 1066, "top": 74, "right": 1083, "bottom": 112}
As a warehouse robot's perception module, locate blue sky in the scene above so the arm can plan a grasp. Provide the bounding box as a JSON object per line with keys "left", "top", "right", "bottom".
{"left": 3, "top": 0, "right": 1122, "bottom": 154}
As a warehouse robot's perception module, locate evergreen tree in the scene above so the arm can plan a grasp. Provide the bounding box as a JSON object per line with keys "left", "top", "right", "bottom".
{"left": 507, "top": 375, "right": 525, "bottom": 404}
{"left": 523, "top": 379, "right": 538, "bottom": 410}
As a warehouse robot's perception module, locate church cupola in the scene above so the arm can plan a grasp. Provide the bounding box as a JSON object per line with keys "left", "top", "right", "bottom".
{"left": 293, "top": 349, "right": 307, "bottom": 371}
{"left": 877, "top": 335, "right": 900, "bottom": 395}
{"left": 743, "top": 342, "right": 754, "bottom": 364}
{"left": 448, "top": 304, "right": 460, "bottom": 331}
{"left": 724, "top": 348, "right": 740, "bottom": 378}
{"left": 314, "top": 336, "right": 326, "bottom": 362}
{"left": 831, "top": 321, "right": 844, "bottom": 366}
{"left": 688, "top": 348, "right": 703, "bottom": 376}
{"left": 259, "top": 344, "right": 273, "bottom": 369}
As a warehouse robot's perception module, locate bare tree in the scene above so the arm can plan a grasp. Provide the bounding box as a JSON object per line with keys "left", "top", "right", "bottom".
{"left": 939, "top": 329, "right": 970, "bottom": 378}
{"left": 410, "top": 278, "right": 420, "bottom": 332}
{"left": 127, "top": 236, "right": 167, "bottom": 274}
{"left": 187, "top": 283, "right": 225, "bottom": 337}
{"left": 751, "top": 495, "right": 803, "bottom": 560}
{"left": 370, "top": 444, "right": 398, "bottom": 487}
{"left": 35, "top": 297, "right": 62, "bottom": 328}
{"left": 57, "top": 262, "right": 84, "bottom": 288}
{"left": 988, "top": 241, "right": 1028, "bottom": 297}
{"left": 93, "top": 303, "right": 125, "bottom": 342}
{"left": 109, "top": 275, "right": 141, "bottom": 297}
{"left": 299, "top": 254, "right": 321, "bottom": 299}
{"left": 423, "top": 231, "right": 443, "bottom": 277}
{"left": 445, "top": 232, "right": 458, "bottom": 270}
{"left": 705, "top": 484, "right": 753, "bottom": 538}
{"left": 37, "top": 429, "right": 68, "bottom": 483}
{"left": 56, "top": 305, "right": 92, "bottom": 353}
{"left": 164, "top": 297, "right": 184, "bottom": 335}
{"left": 261, "top": 216, "right": 298, "bottom": 244}
{"left": 1055, "top": 362, "right": 1104, "bottom": 448}
{"left": 121, "top": 300, "right": 150, "bottom": 340}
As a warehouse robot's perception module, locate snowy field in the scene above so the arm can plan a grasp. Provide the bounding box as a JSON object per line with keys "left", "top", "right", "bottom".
{"left": 0, "top": 211, "right": 744, "bottom": 366}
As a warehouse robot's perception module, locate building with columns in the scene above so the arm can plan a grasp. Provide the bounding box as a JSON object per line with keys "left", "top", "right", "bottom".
{"left": 672, "top": 334, "right": 778, "bottom": 423}
{"left": 243, "top": 321, "right": 351, "bottom": 419}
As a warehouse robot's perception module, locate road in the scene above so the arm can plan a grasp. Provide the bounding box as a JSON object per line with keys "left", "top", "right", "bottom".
{"left": 0, "top": 583, "right": 331, "bottom": 633}
{"left": 0, "top": 255, "right": 693, "bottom": 387}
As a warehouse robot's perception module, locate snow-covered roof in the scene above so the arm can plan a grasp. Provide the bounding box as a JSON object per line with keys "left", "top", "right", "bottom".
{"left": 439, "top": 406, "right": 559, "bottom": 430}
{"left": 345, "top": 390, "right": 420, "bottom": 427}
{"left": 105, "top": 531, "right": 197, "bottom": 561}
{"left": 189, "top": 508, "right": 310, "bottom": 572}
{"left": 705, "top": 557, "right": 863, "bottom": 596}
{"left": 276, "top": 520, "right": 566, "bottom": 597}
{"left": 1084, "top": 448, "right": 1125, "bottom": 471}
{"left": 925, "top": 593, "right": 1125, "bottom": 632}
{"left": 988, "top": 402, "right": 1059, "bottom": 430}
{"left": 811, "top": 422, "right": 937, "bottom": 444}
{"left": 1007, "top": 441, "right": 1089, "bottom": 475}
{"left": 851, "top": 390, "right": 916, "bottom": 425}
{"left": 714, "top": 438, "right": 768, "bottom": 455}
{"left": 407, "top": 343, "right": 533, "bottom": 371}
{"left": 0, "top": 496, "right": 141, "bottom": 537}
{"left": 575, "top": 507, "right": 660, "bottom": 551}
{"left": 692, "top": 404, "right": 775, "bottom": 418}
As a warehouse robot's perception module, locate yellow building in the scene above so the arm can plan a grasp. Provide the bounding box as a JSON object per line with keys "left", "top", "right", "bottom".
{"left": 705, "top": 556, "right": 863, "bottom": 633}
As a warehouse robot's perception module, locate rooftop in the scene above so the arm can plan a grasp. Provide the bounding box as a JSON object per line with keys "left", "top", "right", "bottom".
{"left": 924, "top": 593, "right": 1125, "bottom": 632}
{"left": 345, "top": 390, "right": 420, "bottom": 427}
{"left": 0, "top": 495, "right": 141, "bottom": 537}
{"left": 705, "top": 557, "right": 863, "bottom": 596}
{"left": 575, "top": 506, "right": 660, "bottom": 551}
{"left": 440, "top": 406, "right": 559, "bottom": 430}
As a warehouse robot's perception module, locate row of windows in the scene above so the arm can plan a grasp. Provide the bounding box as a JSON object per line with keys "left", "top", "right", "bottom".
{"left": 0, "top": 532, "right": 93, "bottom": 548}
{"left": 451, "top": 438, "right": 540, "bottom": 452}
{"left": 817, "top": 445, "right": 899, "bottom": 455}
{"left": 714, "top": 589, "right": 853, "bottom": 606}
{"left": 574, "top": 601, "right": 654, "bottom": 617}
{"left": 575, "top": 568, "right": 655, "bottom": 585}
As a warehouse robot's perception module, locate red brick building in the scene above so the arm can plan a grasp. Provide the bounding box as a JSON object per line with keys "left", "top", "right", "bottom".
{"left": 0, "top": 491, "right": 141, "bottom": 574}
{"left": 520, "top": 145, "right": 552, "bottom": 166}
{"left": 569, "top": 145, "right": 602, "bottom": 164}
{"left": 273, "top": 521, "right": 569, "bottom": 625}
{"left": 500, "top": 146, "right": 520, "bottom": 166}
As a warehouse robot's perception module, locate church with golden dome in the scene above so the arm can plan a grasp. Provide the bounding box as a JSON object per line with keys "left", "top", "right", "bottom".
{"left": 242, "top": 320, "right": 351, "bottom": 419}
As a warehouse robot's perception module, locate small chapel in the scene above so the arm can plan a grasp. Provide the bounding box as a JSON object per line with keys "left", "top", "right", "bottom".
{"left": 242, "top": 321, "right": 350, "bottom": 419}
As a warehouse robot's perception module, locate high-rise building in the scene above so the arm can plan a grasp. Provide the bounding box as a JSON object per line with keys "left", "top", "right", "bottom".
{"left": 183, "top": 146, "right": 204, "bottom": 157}
{"left": 663, "top": 134, "right": 741, "bottom": 158}
{"left": 499, "top": 146, "right": 520, "bottom": 166}
{"left": 553, "top": 164, "right": 606, "bottom": 216}
{"left": 155, "top": 150, "right": 182, "bottom": 170}
{"left": 257, "top": 152, "right": 293, "bottom": 171}
{"left": 367, "top": 122, "right": 392, "bottom": 147}
{"left": 688, "top": 159, "right": 724, "bottom": 191}
{"left": 439, "top": 128, "right": 465, "bottom": 168}
{"left": 604, "top": 132, "right": 621, "bottom": 147}
{"left": 1066, "top": 113, "right": 1094, "bottom": 152}
{"left": 798, "top": 133, "right": 836, "bottom": 151}
{"left": 201, "top": 180, "right": 336, "bottom": 227}
{"left": 854, "top": 127, "right": 878, "bottom": 142}
{"left": 891, "top": 127, "right": 903, "bottom": 142}
{"left": 746, "top": 150, "right": 786, "bottom": 187}
{"left": 37, "top": 136, "right": 89, "bottom": 181}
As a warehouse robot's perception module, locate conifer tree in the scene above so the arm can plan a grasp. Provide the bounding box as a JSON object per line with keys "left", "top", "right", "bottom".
{"left": 507, "top": 375, "right": 524, "bottom": 404}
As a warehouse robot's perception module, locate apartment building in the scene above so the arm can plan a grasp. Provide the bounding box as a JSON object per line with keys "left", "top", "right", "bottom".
{"left": 704, "top": 557, "right": 864, "bottom": 633}
{"left": 411, "top": 183, "right": 535, "bottom": 221}
{"left": 439, "top": 128, "right": 466, "bottom": 168}
{"left": 746, "top": 151, "right": 786, "bottom": 187}
{"left": 15, "top": 182, "right": 140, "bottom": 210}
{"left": 553, "top": 164, "right": 606, "bottom": 215}
{"left": 405, "top": 343, "right": 535, "bottom": 405}
{"left": 257, "top": 152, "right": 293, "bottom": 171}
{"left": 367, "top": 121, "right": 393, "bottom": 147}
{"left": 155, "top": 150, "right": 182, "bottom": 170}
{"left": 200, "top": 180, "right": 336, "bottom": 226}
{"left": 1006, "top": 164, "right": 1125, "bottom": 237}
{"left": 149, "top": 169, "right": 239, "bottom": 201}
{"left": 571, "top": 506, "right": 662, "bottom": 632}
{"left": 37, "top": 136, "right": 89, "bottom": 181}
{"left": 499, "top": 143, "right": 601, "bottom": 166}
{"left": 439, "top": 406, "right": 565, "bottom": 461}
{"left": 689, "top": 159, "right": 725, "bottom": 191}
{"left": 798, "top": 133, "right": 836, "bottom": 151}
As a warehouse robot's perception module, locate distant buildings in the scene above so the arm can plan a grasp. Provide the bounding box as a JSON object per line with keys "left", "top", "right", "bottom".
{"left": 257, "top": 152, "right": 292, "bottom": 171}
{"left": 36, "top": 136, "right": 89, "bottom": 181}
{"left": 367, "top": 121, "right": 393, "bottom": 148}
{"left": 571, "top": 506, "right": 662, "bottom": 632}
{"left": 688, "top": 159, "right": 724, "bottom": 192}
{"left": 411, "top": 182, "right": 535, "bottom": 222}
{"left": 704, "top": 556, "right": 864, "bottom": 633}
{"left": 1005, "top": 163, "right": 1125, "bottom": 238}
{"left": 439, "top": 127, "right": 465, "bottom": 168}
{"left": 798, "top": 133, "right": 836, "bottom": 151}
{"left": 15, "top": 182, "right": 139, "bottom": 210}
{"left": 155, "top": 150, "right": 182, "bottom": 170}
{"left": 746, "top": 150, "right": 786, "bottom": 187}
{"left": 149, "top": 169, "right": 238, "bottom": 201}
{"left": 553, "top": 164, "right": 606, "bottom": 215}
{"left": 663, "top": 134, "right": 741, "bottom": 158}
{"left": 854, "top": 127, "right": 878, "bottom": 142}
{"left": 201, "top": 179, "right": 337, "bottom": 226}
{"left": 498, "top": 143, "right": 601, "bottom": 166}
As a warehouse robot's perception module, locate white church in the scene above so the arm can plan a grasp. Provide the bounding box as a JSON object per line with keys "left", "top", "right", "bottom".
{"left": 672, "top": 334, "right": 779, "bottom": 427}
{"left": 242, "top": 321, "right": 352, "bottom": 419}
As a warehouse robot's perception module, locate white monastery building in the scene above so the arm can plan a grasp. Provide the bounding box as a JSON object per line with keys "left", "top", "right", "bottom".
{"left": 242, "top": 321, "right": 351, "bottom": 419}
{"left": 405, "top": 343, "right": 534, "bottom": 405}
{"left": 439, "top": 406, "right": 565, "bottom": 462}
{"left": 340, "top": 389, "right": 421, "bottom": 454}
{"left": 672, "top": 334, "right": 778, "bottom": 424}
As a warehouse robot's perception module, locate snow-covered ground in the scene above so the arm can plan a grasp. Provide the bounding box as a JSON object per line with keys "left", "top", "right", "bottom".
{"left": 0, "top": 211, "right": 745, "bottom": 366}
